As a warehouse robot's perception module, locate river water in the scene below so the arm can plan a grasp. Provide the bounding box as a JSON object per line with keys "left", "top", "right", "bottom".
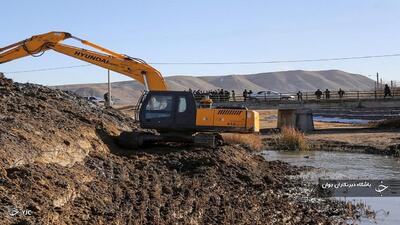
{"left": 261, "top": 150, "right": 400, "bottom": 225}
{"left": 313, "top": 116, "right": 372, "bottom": 124}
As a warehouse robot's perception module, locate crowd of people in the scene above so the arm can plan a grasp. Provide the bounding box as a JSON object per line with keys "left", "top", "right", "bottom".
{"left": 190, "top": 89, "right": 232, "bottom": 102}
{"left": 310, "top": 88, "right": 345, "bottom": 100}
{"left": 299, "top": 85, "right": 393, "bottom": 100}
{"left": 190, "top": 89, "right": 257, "bottom": 102}
{"left": 295, "top": 88, "right": 346, "bottom": 100}
{"left": 187, "top": 85, "right": 395, "bottom": 103}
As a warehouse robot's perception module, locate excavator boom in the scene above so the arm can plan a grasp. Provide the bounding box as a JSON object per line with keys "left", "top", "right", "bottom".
{"left": 0, "top": 31, "right": 167, "bottom": 91}
{"left": 1, "top": 31, "right": 259, "bottom": 148}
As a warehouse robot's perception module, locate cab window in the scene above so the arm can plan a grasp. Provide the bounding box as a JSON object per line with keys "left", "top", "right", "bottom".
{"left": 144, "top": 95, "right": 173, "bottom": 119}
{"left": 178, "top": 97, "right": 187, "bottom": 113}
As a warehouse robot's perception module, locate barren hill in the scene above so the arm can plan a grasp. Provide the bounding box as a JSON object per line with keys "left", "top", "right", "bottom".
{"left": 56, "top": 70, "right": 375, "bottom": 105}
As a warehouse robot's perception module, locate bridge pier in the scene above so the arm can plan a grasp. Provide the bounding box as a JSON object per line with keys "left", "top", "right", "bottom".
{"left": 277, "top": 109, "right": 314, "bottom": 132}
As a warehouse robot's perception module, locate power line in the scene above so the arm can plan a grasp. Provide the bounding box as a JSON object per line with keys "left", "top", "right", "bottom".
{"left": 3, "top": 53, "right": 400, "bottom": 74}
{"left": 4, "top": 64, "right": 92, "bottom": 74}
{"left": 151, "top": 53, "right": 400, "bottom": 65}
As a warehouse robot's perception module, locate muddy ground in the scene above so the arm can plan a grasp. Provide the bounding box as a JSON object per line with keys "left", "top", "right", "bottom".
{"left": 0, "top": 76, "right": 354, "bottom": 224}
{"left": 306, "top": 128, "right": 400, "bottom": 156}
{"left": 263, "top": 128, "right": 400, "bottom": 157}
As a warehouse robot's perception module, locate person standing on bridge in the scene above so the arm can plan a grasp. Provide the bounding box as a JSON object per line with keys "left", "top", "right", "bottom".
{"left": 297, "top": 91, "right": 303, "bottom": 101}
{"left": 224, "top": 90, "right": 230, "bottom": 102}
{"left": 315, "top": 89, "right": 322, "bottom": 100}
{"left": 248, "top": 90, "right": 253, "bottom": 100}
{"left": 243, "top": 89, "right": 248, "bottom": 101}
{"left": 338, "top": 89, "right": 345, "bottom": 99}
{"left": 384, "top": 84, "right": 392, "bottom": 98}
{"left": 231, "top": 90, "right": 236, "bottom": 101}
{"left": 324, "top": 89, "right": 331, "bottom": 100}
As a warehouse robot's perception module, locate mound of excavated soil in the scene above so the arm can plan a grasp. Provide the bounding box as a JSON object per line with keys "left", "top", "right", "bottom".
{"left": 373, "top": 118, "right": 400, "bottom": 129}
{"left": 0, "top": 76, "right": 350, "bottom": 224}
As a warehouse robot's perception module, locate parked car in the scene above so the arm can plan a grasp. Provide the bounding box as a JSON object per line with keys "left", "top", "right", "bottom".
{"left": 84, "top": 96, "right": 105, "bottom": 104}
{"left": 84, "top": 96, "right": 118, "bottom": 106}
{"left": 248, "top": 91, "right": 295, "bottom": 101}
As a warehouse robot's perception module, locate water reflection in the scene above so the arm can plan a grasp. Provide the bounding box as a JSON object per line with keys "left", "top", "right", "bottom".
{"left": 314, "top": 116, "right": 372, "bottom": 125}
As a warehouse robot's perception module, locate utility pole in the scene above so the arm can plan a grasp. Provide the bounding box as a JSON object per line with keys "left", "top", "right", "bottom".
{"left": 107, "top": 70, "right": 112, "bottom": 107}
{"left": 375, "top": 72, "right": 379, "bottom": 98}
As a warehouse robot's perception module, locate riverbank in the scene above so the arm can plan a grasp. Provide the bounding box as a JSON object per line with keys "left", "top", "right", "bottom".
{"left": 259, "top": 109, "right": 400, "bottom": 156}
{"left": 263, "top": 128, "right": 400, "bottom": 157}
{"left": 307, "top": 128, "right": 400, "bottom": 156}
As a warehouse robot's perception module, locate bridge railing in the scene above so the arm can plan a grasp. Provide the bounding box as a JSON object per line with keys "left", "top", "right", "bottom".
{"left": 194, "top": 89, "right": 399, "bottom": 103}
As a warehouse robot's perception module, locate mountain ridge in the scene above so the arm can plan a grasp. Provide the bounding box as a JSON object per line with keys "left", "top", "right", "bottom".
{"left": 55, "top": 69, "right": 375, "bottom": 105}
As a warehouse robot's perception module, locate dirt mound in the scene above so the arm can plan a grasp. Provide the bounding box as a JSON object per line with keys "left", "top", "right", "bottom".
{"left": 0, "top": 76, "right": 138, "bottom": 168}
{"left": 0, "top": 76, "right": 351, "bottom": 224}
{"left": 0, "top": 73, "right": 13, "bottom": 87}
{"left": 372, "top": 118, "right": 400, "bottom": 129}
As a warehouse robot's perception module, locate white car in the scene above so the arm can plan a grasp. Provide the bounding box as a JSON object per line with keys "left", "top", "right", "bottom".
{"left": 248, "top": 91, "right": 295, "bottom": 100}
{"left": 84, "top": 96, "right": 105, "bottom": 104}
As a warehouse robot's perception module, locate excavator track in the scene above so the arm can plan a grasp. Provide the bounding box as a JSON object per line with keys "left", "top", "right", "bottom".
{"left": 117, "top": 131, "right": 223, "bottom": 149}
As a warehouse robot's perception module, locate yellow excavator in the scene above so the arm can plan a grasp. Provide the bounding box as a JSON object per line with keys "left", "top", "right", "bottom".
{"left": 0, "top": 31, "right": 259, "bottom": 147}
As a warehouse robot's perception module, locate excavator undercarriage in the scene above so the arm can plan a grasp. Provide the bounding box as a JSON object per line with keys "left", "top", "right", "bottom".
{"left": 118, "top": 131, "right": 223, "bottom": 148}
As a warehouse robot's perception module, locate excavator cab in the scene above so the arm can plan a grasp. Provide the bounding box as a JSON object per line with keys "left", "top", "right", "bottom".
{"left": 139, "top": 90, "right": 260, "bottom": 134}
{"left": 139, "top": 91, "right": 197, "bottom": 133}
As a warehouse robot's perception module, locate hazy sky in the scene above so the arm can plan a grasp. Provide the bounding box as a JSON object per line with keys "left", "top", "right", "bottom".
{"left": 1, "top": 0, "right": 399, "bottom": 85}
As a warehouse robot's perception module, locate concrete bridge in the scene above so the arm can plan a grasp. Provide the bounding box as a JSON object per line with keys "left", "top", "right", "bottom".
{"left": 214, "top": 97, "right": 400, "bottom": 110}
{"left": 214, "top": 97, "right": 400, "bottom": 132}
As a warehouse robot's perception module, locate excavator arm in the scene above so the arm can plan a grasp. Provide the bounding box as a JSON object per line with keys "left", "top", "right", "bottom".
{"left": 1, "top": 32, "right": 259, "bottom": 149}
{"left": 0, "top": 31, "right": 167, "bottom": 91}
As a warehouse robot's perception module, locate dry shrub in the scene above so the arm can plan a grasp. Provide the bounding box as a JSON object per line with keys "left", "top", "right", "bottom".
{"left": 274, "top": 127, "right": 309, "bottom": 151}
{"left": 222, "top": 133, "right": 263, "bottom": 151}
